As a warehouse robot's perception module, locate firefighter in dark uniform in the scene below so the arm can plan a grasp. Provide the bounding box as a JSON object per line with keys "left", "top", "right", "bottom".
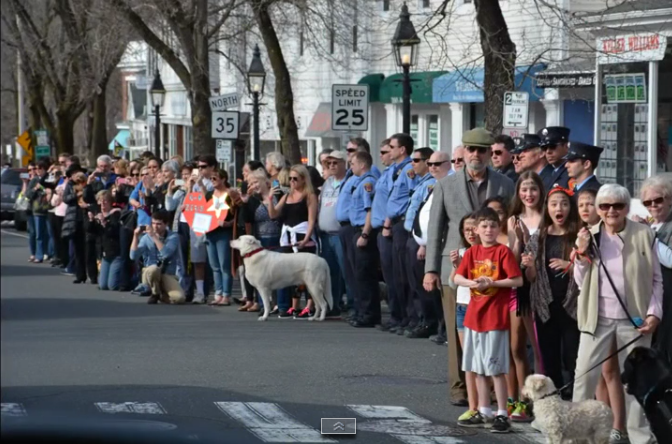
{"left": 564, "top": 141, "right": 604, "bottom": 194}
{"left": 538, "top": 126, "right": 571, "bottom": 190}
{"left": 512, "top": 134, "right": 552, "bottom": 188}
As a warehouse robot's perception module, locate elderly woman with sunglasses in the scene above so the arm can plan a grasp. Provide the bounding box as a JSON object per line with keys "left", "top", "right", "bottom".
{"left": 572, "top": 184, "right": 663, "bottom": 444}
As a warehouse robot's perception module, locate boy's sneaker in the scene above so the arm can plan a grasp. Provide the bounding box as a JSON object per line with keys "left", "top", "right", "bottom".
{"left": 609, "top": 429, "right": 630, "bottom": 444}
{"left": 279, "top": 308, "right": 296, "bottom": 319}
{"left": 295, "top": 307, "right": 313, "bottom": 319}
{"left": 490, "top": 415, "right": 511, "bottom": 433}
{"left": 510, "top": 401, "right": 533, "bottom": 422}
{"left": 457, "top": 411, "right": 488, "bottom": 428}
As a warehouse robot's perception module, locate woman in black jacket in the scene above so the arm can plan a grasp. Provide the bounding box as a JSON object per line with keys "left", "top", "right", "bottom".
{"left": 88, "top": 190, "right": 123, "bottom": 291}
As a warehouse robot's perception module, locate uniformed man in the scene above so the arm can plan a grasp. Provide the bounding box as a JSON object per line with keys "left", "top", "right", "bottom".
{"left": 564, "top": 141, "right": 603, "bottom": 194}
{"left": 515, "top": 133, "right": 553, "bottom": 189}
{"left": 381, "top": 133, "right": 418, "bottom": 334}
{"left": 492, "top": 135, "right": 518, "bottom": 183}
{"left": 348, "top": 151, "right": 380, "bottom": 328}
{"left": 403, "top": 147, "right": 439, "bottom": 338}
{"left": 538, "top": 126, "right": 571, "bottom": 190}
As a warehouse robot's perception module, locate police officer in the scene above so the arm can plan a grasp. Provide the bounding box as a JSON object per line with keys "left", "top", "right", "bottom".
{"left": 513, "top": 134, "right": 553, "bottom": 188}
{"left": 538, "top": 126, "right": 571, "bottom": 190}
{"left": 382, "top": 133, "right": 418, "bottom": 334}
{"left": 564, "top": 141, "right": 603, "bottom": 194}
{"left": 402, "top": 147, "right": 436, "bottom": 338}
{"left": 348, "top": 151, "right": 380, "bottom": 328}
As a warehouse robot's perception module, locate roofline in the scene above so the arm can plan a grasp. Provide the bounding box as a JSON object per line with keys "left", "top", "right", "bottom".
{"left": 575, "top": 8, "right": 672, "bottom": 29}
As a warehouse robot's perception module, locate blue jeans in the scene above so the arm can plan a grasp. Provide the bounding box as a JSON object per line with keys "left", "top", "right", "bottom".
{"left": 46, "top": 214, "right": 55, "bottom": 258}
{"left": 206, "top": 228, "right": 233, "bottom": 296}
{"left": 66, "top": 239, "right": 76, "bottom": 273}
{"left": 99, "top": 256, "right": 124, "bottom": 290}
{"left": 320, "top": 232, "right": 349, "bottom": 311}
{"left": 257, "top": 236, "right": 290, "bottom": 311}
{"left": 33, "top": 215, "right": 49, "bottom": 260}
{"left": 27, "top": 214, "right": 36, "bottom": 256}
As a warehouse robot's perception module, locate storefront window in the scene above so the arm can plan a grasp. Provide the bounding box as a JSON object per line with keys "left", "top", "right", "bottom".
{"left": 169, "top": 125, "right": 177, "bottom": 158}
{"left": 410, "top": 115, "right": 419, "bottom": 145}
{"left": 427, "top": 115, "right": 439, "bottom": 151}
{"left": 184, "top": 127, "right": 193, "bottom": 160}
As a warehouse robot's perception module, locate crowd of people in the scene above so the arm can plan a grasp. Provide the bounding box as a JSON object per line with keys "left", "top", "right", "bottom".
{"left": 17, "top": 126, "right": 671, "bottom": 443}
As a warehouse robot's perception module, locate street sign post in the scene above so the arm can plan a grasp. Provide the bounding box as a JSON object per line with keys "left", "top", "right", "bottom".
{"left": 503, "top": 91, "right": 529, "bottom": 129}
{"left": 331, "top": 84, "right": 369, "bottom": 131}
{"left": 34, "top": 130, "right": 49, "bottom": 158}
{"left": 209, "top": 93, "right": 240, "bottom": 112}
{"left": 216, "top": 139, "right": 232, "bottom": 163}
{"left": 211, "top": 111, "right": 240, "bottom": 139}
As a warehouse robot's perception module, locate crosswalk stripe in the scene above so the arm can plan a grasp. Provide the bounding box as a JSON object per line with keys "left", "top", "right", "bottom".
{"left": 0, "top": 403, "right": 26, "bottom": 417}
{"left": 214, "top": 402, "right": 336, "bottom": 443}
{"left": 95, "top": 402, "right": 166, "bottom": 414}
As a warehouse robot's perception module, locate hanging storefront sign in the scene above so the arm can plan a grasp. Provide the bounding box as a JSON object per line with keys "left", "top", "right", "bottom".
{"left": 535, "top": 73, "right": 595, "bottom": 88}
{"left": 604, "top": 73, "right": 647, "bottom": 103}
{"left": 597, "top": 33, "right": 667, "bottom": 65}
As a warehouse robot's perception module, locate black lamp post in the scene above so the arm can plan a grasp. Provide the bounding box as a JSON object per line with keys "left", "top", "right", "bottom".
{"left": 247, "top": 44, "right": 266, "bottom": 161}
{"left": 391, "top": 2, "right": 420, "bottom": 135}
{"left": 150, "top": 69, "right": 166, "bottom": 159}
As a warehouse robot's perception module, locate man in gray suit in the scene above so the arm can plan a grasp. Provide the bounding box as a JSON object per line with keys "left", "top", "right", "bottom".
{"left": 423, "top": 128, "right": 516, "bottom": 405}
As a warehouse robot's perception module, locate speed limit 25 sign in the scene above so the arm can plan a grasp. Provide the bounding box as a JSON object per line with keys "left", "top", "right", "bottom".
{"left": 331, "top": 84, "right": 369, "bottom": 131}
{"left": 211, "top": 111, "right": 240, "bottom": 139}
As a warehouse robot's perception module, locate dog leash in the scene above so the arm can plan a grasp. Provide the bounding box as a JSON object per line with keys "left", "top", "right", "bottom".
{"left": 540, "top": 334, "right": 644, "bottom": 400}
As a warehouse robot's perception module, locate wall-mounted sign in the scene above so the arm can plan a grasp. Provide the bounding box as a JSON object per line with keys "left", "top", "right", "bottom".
{"left": 536, "top": 73, "right": 595, "bottom": 88}
{"left": 597, "top": 33, "right": 667, "bottom": 65}
{"left": 604, "top": 73, "right": 647, "bottom": 103}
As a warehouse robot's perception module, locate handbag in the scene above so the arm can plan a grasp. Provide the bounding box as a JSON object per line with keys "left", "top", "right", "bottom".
{"left": 14, "top": 193, "right": 29, "bottom": 211}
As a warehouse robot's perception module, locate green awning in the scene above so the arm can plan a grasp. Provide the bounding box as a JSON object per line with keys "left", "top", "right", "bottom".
{"left": 379, "top": 71, "right": 448, "bottom": 104}
{"left": 357, "top": 73, "right": 385, "bottom": 102}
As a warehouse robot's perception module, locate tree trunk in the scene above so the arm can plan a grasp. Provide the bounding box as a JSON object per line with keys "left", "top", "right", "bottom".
{"left": 474, "top": 0, "right": 516, "bottom": 135}
{"left": 253, "top": 0, "right": 301, "bottom": 164}
{"left": 55, "top": 110, "right": 75, "bottom": 156}
{"left": 189, "top": 51, "right": 214, "bottom": 157}
{"left": 90, "top": 86, "right": 109, "bottom": 165}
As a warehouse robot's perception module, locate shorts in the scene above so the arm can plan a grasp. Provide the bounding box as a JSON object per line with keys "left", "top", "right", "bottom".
{"left": 462, "top": 328, "right": 510, "bottom": 376}
{"left": 189, "top": 228, "right": 207, "bottom": 263}
{"left": 456, "top": 304, "right": 468, "bottom": 331}
{"left": 509, "top": 288, "right": 517, "bottom": 312}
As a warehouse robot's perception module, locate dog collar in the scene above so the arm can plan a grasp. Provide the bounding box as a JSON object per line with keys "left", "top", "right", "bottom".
{"left": 243, "top": 248, "right": 265, "bottom": 258}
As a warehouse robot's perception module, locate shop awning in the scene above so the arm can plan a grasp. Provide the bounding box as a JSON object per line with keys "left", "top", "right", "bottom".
{"left": 357, "top": 73, "right": 385, "bottom": 102}
{"left": 432, "top": 64, "right": 546, "bottom": 103}
{"left": 108, "top": 129, "right": 130, "bottom": 153}
{"left": 379, "top": 71, "right": 448, "bottom": 104}
{"left": 304, "top": 102, "right": 340, "bottom": 138}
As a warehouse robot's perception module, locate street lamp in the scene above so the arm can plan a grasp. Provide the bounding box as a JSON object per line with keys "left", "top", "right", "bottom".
{"left": 150, "top": 69, "right": 166, "bottom": 158}
{"left": 391, "top": 2, "right": 420, "bottom": 135}
{"left": 247, "top": 44, "right": 266, "bottom": 161}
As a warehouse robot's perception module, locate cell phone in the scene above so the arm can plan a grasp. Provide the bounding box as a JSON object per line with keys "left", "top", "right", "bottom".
{"left": 174, "top": 179, "right": 185, "bottom": 186}
{"left": 20, "top": 173, "right": 30, "bottom": 180}
{"left": 240, "top": 181, "right": 248, "bottom": 195}
{"left": 139, "top": 225, "right": 147, "bottom": 233}
{"left": 272, "top": 179, "right": 280, "bottom": 188}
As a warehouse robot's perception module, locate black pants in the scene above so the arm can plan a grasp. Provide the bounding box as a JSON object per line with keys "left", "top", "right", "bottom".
{"left": 535, "top": 302, "right": 581, "bottom": 392}
{"left": 338, "top": 224, "right": 357, "bottom": 313}
{"left": 352, "top": 228, "right": 381, "bottom": 324}
{"left": 72, "top": 221, "right": 98, "bottom": 282}
{"left": 49, "top": 214, "right": 67, "bottom": 265}
{"left": 405, "top": 237, "right": 441, "bottom": 328}
{"left": 378, "top": 232, "right": 401, "bottom": 324}
{"left": 391, "top": 220, "right": 411, "bottom": 326}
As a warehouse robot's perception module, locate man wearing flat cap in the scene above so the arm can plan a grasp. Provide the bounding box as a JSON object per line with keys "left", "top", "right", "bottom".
{"left": 514, "top": 133, "right": 555, "bottom": 190}
{"left": 564, "top": 141, "right": 603, "bottom": 194}
{"left": 538, "top": 126, "right": 571, "bottom": 190}
{"left": 423, "top": 127, "right": 515, "bottom": 406}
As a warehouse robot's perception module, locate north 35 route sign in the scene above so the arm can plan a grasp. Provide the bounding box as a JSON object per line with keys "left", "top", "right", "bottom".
{"left": 211, "top": 111, "right": 240, "bottom": 139}
{"left": 503, "top": 91, "right": 529, "bottom": 128}
{"left": 332, "top": 84, "right": 369, "bottom": 131}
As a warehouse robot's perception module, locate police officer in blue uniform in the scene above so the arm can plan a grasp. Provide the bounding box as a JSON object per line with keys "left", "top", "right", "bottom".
{"left": 348, "top": 151, "right": 381, "bottom": 327}
{"left": 564, "top": 141, "right": 603, "bottom": 194}
{"left": 538, "top": 126, "right": 571, "bottom": 190}
{"left": 402, "top": 147, "right": 435, "bottom": 337}
{"left": 381, "top": 133, "right": 418, "bottom": 334}
{"left": 513, "top": 134, "right": 553, "bottom": 188}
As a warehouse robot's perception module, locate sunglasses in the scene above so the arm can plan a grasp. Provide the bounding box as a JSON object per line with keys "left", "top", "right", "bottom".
{"left": 451, "top": 158, "right": 464, "bottom": 164}
{"left": 197, "top": 164, "right": 209, "bottom": 169}
{"left": 643, "top": 197, "right": 665, "bottom": 207}
{"left": 465, "top": 146, "right": 488, "bottom": 154}
{"left": 598, "top": 202, "right": 627, "bottom": 211}
{"left": 289, "top": 176, "right": 300, "bottom": 182}
{"left": 380, "top": 150, "right": 390, "bottom": 155}
{"left": 428, "top": 161, "right": 447, "bottom": 167}
{"left": 492, "top": 150, "right": 504, "bottom": 156}
{"left": 131, "top": 173, "right": 140, "bottom": 177}
{"left": 411, "top": 158, "right": 426, "bottom": 163}
{"left": 346, "top": 148, "right": 357, "bottom": 153}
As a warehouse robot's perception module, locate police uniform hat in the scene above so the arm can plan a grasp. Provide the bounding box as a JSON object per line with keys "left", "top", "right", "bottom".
{"left": 512, "top": 134, "right": 542, "bottom": 154}
{"left": 462, "top": 128, "right": 494, "bottom": 148}
{"left": 562, "top": 141, "right": 603, "bottom": 164}
{"left": 538, "top": 126, "right": 570, "bottom": 148}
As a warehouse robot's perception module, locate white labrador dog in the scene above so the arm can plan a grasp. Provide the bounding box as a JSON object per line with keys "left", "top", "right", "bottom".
{"left": 230, "top": 235, "right": 333, "bottom": 321}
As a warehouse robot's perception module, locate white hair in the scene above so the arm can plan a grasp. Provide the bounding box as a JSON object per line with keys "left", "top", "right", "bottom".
{"left": 265, "top": 152, "right": 286, "bottom": 170}
{"left": 97, "top": 154, "right": 113, "bottom": 165}
{"left": 162, "top": 160, "right": 179, "bottom": 174}
{"left": 640, "top": 175, "right": 672, "bottom": 200}
{"left": 596, "top": 183, "right": 631, "bottom": 207}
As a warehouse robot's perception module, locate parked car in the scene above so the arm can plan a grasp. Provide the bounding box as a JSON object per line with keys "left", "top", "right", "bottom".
{"left": 1, "top": 168, "right": 29, "bottom": 231}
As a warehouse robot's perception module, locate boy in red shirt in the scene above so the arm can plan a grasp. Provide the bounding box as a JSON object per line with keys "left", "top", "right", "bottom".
{"left": 454, "top": 207, "right": 522, "bottom": 433}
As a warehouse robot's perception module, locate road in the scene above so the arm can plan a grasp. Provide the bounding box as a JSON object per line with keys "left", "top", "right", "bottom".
{"left": 0, "top": 227, "right": 542, "bottom": 444}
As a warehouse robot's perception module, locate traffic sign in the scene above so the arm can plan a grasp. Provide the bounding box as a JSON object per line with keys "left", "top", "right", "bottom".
{"left": 331, "top": 84, "right": 369, "bottom": 131}
{"left": 34, "top": 130, "right": 49, "bottom": 159}
{"left": 216, "top": 140, "right": 232, "bottom": 163}
{"left": 16, "top": 130, "right": 32, "bottom": 154}
{"left": 502, "top": 127, "right": 528, "bottom": 139}
{"left": 209, "top": 93, "right": 239, "bottom": 112}
{"left": 211, "top": 111, "right": 240, "bottom": 139}
{"left": 35, "top": 146, "right": 50, "bottom": 158}
{"left": 503, "top": 91, "right": 529, "bottom": 128}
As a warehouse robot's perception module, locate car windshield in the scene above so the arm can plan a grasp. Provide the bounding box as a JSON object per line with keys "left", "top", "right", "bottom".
{"left": 1, "top": 169, "right": 22, "bottom": 186}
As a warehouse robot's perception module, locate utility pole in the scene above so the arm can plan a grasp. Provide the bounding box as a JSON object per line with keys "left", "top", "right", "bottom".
{"left": 17, "top": 50, "right": 26, "bottom": 134}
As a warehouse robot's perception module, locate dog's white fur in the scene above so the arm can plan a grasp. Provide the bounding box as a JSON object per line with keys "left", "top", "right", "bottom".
{"left": 522, "top": 374, "right": 612, "bottom": 444}
{"left": 230, "top": 235, "right": 333, "bottom": 321}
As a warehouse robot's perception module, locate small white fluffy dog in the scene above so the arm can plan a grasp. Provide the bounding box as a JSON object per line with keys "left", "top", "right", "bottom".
{"left": 522, "top": 374, "right": 612, "bottom": 444}
{"left": 230, "top": 235, "right": 333, "bottom": 321}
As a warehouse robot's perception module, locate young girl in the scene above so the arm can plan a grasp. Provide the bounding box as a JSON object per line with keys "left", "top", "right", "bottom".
{"left": 450, "top": 214, "right": 481, "bottom": 426}
{"left": 484, "top": 196, "right": 509, "bottom": 246}
{"left": 522, "top": 186, "right": 580, "bottom": 399}
{"left": 577, "top": 188, "right": 628, "bottom": 443}
{"left": 505, "top": 171, "right": 545, "bottom": 422}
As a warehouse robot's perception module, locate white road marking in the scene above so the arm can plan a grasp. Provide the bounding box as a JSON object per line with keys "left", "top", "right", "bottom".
{"left": 347, "top": 405, "right": 430, "bottom": 423}
{"left": 1, "top": 403, "right": 27, "bottom": 416}
{"left": 215, "top": 402, "right": 336, "bottom": 443}
{"left": 392, "top": 438, "right": 465, "bottom": 444}
{"left": 95, "top": 402, "right": 166, "bottom": 414}
{"left": 1, "top": 229, "right": 28, "bottom": 239}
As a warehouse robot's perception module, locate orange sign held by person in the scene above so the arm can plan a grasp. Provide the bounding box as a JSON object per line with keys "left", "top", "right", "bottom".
{"left": 181, "top": 192, "right": 230, "bottom": 236}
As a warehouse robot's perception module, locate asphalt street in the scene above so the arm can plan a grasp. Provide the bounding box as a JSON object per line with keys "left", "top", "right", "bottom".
{"left": 0, "top": 227, "right": 542, "bottom": 444}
